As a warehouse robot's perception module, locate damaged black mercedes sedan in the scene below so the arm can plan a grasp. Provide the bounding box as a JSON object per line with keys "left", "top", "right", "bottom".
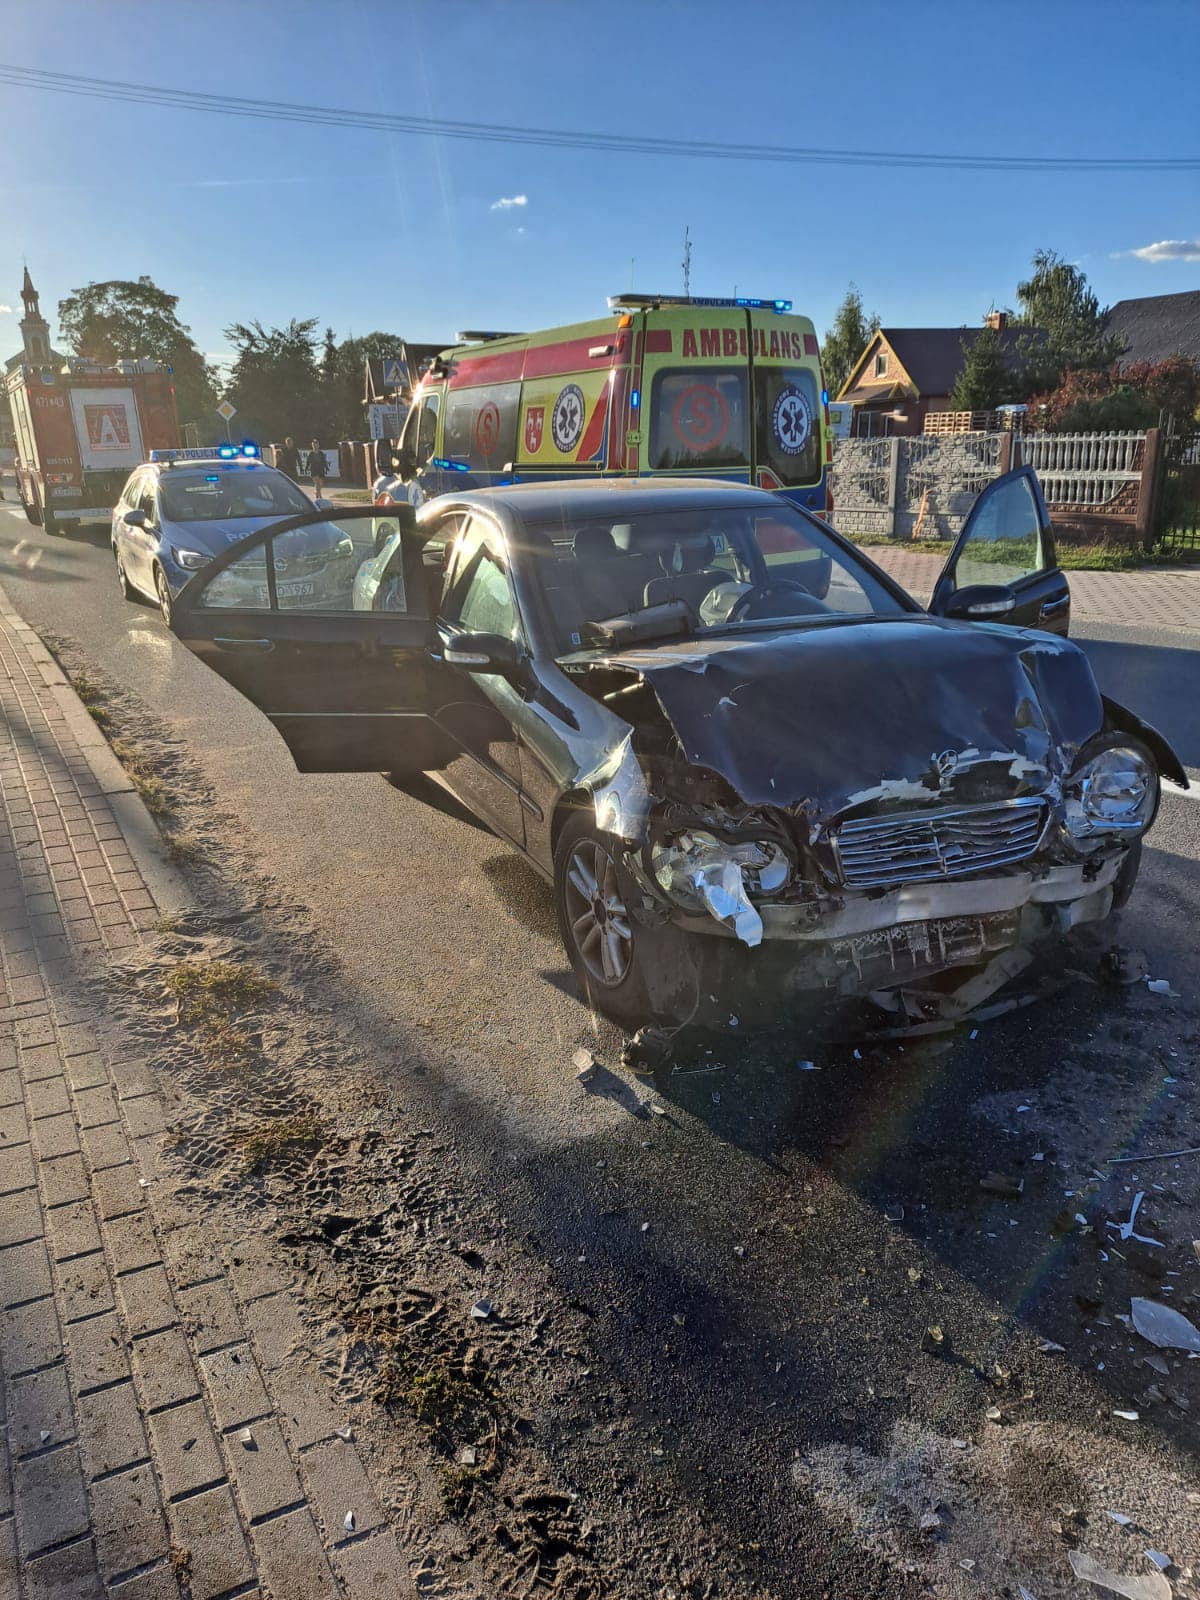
{"left": 172, "top": 471, "right": 1187, "bottom": 1026}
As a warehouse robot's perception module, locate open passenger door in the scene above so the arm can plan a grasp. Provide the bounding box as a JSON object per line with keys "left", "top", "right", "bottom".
{"left": 929, "top": 466, "right": 1070, "bottom": 635}
{"left": 172, "top": 505, "right": 461, "bottom": 774}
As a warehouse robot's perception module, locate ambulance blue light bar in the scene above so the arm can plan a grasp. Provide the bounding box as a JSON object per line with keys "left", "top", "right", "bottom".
{"left": 609, "top": 293, "right": 792, "bottom": 314}
{"left": 432, "top": 456, "right": 471, "bottom": 473}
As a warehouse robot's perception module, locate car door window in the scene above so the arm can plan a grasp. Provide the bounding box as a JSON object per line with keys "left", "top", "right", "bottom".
{"left": 951, "top": 473, "right": 1045, "bottom": 590}
{"left": 441, "top": 518, "right": 517, "bottom": 638}
{"left": 195, "top": 512, "right": 425, "bottom": 616}
{"left": 138, "top": 482, "right": 159, "bottom": 525}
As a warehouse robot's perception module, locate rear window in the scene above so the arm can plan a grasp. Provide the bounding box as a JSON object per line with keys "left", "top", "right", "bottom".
{"left": 755, "top": 367, "right": 822, "bottom": 486}
{"left": 648, "top": 369, "right": 750, "bottom": 472}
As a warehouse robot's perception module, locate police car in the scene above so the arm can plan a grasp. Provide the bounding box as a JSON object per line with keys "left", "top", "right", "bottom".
{"left": 111, "top": 444, "right": 355, "bottom": 626}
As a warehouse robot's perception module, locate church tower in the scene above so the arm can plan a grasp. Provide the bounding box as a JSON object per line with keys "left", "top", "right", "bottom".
{"left": 19, "top": 267, "right": 51, "bottom": 366}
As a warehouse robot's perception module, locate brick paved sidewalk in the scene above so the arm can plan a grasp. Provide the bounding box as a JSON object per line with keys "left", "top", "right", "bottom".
{"left": 863, "top": 544, "right": 1200, "bottom": 630}
{"left": 0, "top": 602, "right": 407, "bottom": 1599}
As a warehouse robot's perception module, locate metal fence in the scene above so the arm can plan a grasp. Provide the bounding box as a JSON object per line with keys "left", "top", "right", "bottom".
{"left": 1160, "top": 427, "right": 1200, "bottom": 552}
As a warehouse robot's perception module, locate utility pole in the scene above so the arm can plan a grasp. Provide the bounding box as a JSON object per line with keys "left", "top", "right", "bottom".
{"left": 682, "top": 227, "right": 691, "bottom": 298}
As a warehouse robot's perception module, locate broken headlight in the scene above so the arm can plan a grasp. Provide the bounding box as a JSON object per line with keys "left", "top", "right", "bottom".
{"left": 1063, "top": 742, "right": 1158, "bottom": 841}
{"left": 649, "top": 832, "right": 792, "bottom": 948}
{"left": 650, "top": 832, "right": 791, "bottom": 904}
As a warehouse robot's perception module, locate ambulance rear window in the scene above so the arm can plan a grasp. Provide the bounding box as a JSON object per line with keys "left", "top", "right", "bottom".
{"left": 755, "top": 367, "right": 822, "bottom": 487}
{"left": 648, "top": 370, "right": 750, "bottom": 473}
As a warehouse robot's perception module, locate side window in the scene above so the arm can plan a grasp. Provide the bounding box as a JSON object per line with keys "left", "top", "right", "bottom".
{"left": 441, "top": 519, "right": 517, "bottom": 639}
{"left": 196, "top": 516, "right": 423, "bottom": 616}
{"left": 441, "top": 383, "right": 521, "bottom": 472}
{"left": 139, "top": 480, "right": 159, "bottom": 523}
{"left": 416, "top": 395, "right": 440, "bottom": 462}
{"left": 954, "top": 474, "right": 1045, "bottom": 590}
{"left": 121, "top": 472, "right": 142, "bottom": 508}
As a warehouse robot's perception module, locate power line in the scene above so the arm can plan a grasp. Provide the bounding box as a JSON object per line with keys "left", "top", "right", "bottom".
{"left": 1, "top": 62, "right": 1197, "bottom": 173}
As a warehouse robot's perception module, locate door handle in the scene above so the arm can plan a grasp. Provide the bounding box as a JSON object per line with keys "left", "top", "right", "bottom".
{"left": 213, "top": 637, "right": 274, "bottom": 654}
{"left": 1039, "top": 595, "right": 1069, "bottom": 619}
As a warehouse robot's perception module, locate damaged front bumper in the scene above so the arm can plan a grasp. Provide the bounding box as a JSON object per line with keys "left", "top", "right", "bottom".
{"left": 627, "top": 843, "right": 1127, "bottom": 1003}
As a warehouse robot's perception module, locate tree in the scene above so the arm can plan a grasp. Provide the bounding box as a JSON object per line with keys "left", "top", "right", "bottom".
{"left": 329, "top": 332, "right": 411, "bottom": 439}
{"left": 1014, "top": 248, "right": 1126, "bottom": 391}
{"left": 1028, "top": 356, "right": 1200, "bottom": 432}
{"left": 57, "top": 276, "right": 217, "bottom": 429}
{"left": 821, "top": 284, "right": 880, "bottom": 397}
{"left": 948, "top": 323, "right": 1015, "bottom": 412}
{"left": 223, "top": 318, "right": 325, "bottom": 442}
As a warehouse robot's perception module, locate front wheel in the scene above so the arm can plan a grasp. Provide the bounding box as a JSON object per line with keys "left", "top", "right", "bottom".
{"left": 154, "top": 565, "right": 175, "bottom": 629}
{"left": 554, "top": 812, "right": 655, "bottom": 1024}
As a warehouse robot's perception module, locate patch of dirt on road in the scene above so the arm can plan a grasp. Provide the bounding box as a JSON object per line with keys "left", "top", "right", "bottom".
{"left": 51, "top": 639, "right": 762, "bottom": 1597}
{"left": 795, "top": 1417, "right": 1199, "bottom": 1597}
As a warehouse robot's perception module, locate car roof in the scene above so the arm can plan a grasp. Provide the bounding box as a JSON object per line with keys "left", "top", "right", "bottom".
{"left": 425, "top": 476, "right": 778, "bottom": 524}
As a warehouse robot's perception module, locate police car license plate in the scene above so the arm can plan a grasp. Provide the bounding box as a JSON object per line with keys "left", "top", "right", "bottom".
{"left": 254, "top": 581, "right": 315, "bottom": 604}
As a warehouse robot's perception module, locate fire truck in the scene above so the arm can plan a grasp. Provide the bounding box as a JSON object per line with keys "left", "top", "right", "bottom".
{"left": 6, "top": 356, "right": 180, "bottom": 535}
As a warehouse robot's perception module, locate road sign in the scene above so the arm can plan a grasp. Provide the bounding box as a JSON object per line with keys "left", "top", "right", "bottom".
{"left": 216, "top": 399, "right": 236, "bottom": 421}
{"left": 381, "top": 358, "right": 409, "bottom": 390}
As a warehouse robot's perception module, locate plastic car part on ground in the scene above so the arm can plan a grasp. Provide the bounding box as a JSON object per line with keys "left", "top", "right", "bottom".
{"left": 1067, "top": 1549, "right": 1171, "bottom": 1600}
{"left": 1130, "top": 1296, "right": 1200, "bottom": 1353}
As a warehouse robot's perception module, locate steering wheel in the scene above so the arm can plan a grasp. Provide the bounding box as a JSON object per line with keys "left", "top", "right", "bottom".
{"left": 726, "top": 575, "right": 822, "bottom": 622}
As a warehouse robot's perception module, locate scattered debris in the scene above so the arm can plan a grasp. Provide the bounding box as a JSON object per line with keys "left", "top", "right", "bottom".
{"left": 985, "top": 1405, "right": 1005, "bottom": 1423}
{"left": 1145, "top": 1552, "right": 1171, "bottom": 1573}
{"left": 1107, "top": 1145, "right": 1200, "bottom": 1166}
{"left": 1146, "top": 978, "right": 1179, "bottom": 998}
{"left": 1142, "top": 1354, "right": 1170, "bottom": 1377}
{"left": 1112, "top": 1410, "right": 1140, "bottom": 1422}
{"left": 573, "top": 1047, "right": 599, "bottom": 1085}
{"left": 640, "top": 1222, "right": 651, "bottom": 1233}
{"left": 918, "top": 1509, "right": 941, "bottom": 1534}
{"left": 921, "top": 1325, "right": 945, "bottom": 1355}
{"left": 884, "top": 1204, "right": 905, "bottom": 1223}
{"left": 980, "top": 1172, "right": 1024, "bottom": 1198}
{"left": 1099, "top": 946, "right": 1149, "bottom": 986}
{"left": 797, "top": 1059, "right": 818, "bottom": 1072}
{"left": 336, "top": 1426, "right": 354, "bottom": 1443}
{"left": 344, "top": 1511, "right": 356, "bottom": 1533}
{"left": 1130, "top": 1297, "right": 1200, "bottom": 1354}
{"left": 236, "top": 1427, "right": 254, "bottom": 1447}
{"left": 733, "top": 1244, "right": 746, "bottom": 1259}
{"left": 1068, "top": 1549, "right": 1171, "bottom": 1600}
{"left": 458, "top": 1446, "right": 477, "bottom": 1467}
{"left": 1107, "top": 1192, "right": 1163, "bottom": 1248}
{"left": 470, "top": 1300, "right": 493, "bottom": 1321}
{"left": 38, "top": 1430, "right": 49, "bottom": 1444}
{"left": 1018, "top": 1587, "right": 1037, "bottom": 1600}
{"left": 620, "top": 1025, "right": 677, "bottom": 1077}
{"left": 1106, "top": 1511, "right": 1134, "bottom": 1528}
{"left": 1039, "top": 1339, "right": 1066, "bottom": 1354}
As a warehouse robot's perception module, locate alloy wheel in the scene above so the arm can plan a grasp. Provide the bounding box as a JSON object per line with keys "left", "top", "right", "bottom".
{"left": 563, "top": 838, "right": 633, "bottom": 986}
{"left": 154, "top": 567, "right": 173, "bottom": 626}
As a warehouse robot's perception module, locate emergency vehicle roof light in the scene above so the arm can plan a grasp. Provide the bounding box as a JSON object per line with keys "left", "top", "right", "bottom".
{"left": 608, "top": 293, "right": 792, "bottom": 313}
{"left": 240, "top": 440, "right": 259, "bottom": 457}
{"left": 456, "top": 330, "right": 524, "bottom": 343}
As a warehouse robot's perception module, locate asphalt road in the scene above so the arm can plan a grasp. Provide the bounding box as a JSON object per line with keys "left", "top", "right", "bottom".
{"left": 4, "top": 502, "right": 1200, "bottom": 1596}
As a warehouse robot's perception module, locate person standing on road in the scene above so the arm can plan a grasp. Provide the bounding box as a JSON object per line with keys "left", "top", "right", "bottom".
{"left": 306, "top": 440, "right": 327, "bottom": 499}
{"left": 275, "top": 436, "right": 301, "bottom": 480}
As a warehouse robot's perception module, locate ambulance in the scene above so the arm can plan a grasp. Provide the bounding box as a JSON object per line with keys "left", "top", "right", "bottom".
{"left": 376, "top": 294, "right": 831, "bottom": 516}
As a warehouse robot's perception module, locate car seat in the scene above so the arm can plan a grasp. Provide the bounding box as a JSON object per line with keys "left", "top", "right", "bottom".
{"left": 642, "top": 533, "right": 724, "bottom": 613}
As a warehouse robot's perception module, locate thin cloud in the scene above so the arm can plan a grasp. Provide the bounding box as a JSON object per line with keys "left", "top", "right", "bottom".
{"left": 0, "top": 304, "right": 11, "bottom": 315}
{"left": 1117, "top": 238, "right": 1200, "bottom": 263}
{"left": 490, "top": 193, "right": 527, "bottom": 211}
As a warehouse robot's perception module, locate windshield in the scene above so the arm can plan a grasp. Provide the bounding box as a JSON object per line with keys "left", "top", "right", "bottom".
{"left": 527, "top": 503, "right": 910, "bottom": 654}
{"left": 159, "top": 467, "right": 312, "bottom": 523}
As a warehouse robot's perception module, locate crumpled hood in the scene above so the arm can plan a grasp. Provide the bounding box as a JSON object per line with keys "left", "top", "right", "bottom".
{"left": 601, "top": 618, "right": 1105, "bottom": 821}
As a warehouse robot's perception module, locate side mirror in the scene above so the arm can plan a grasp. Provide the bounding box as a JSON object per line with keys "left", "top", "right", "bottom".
{"left": 935, "top": 582, "right": 1016, "bottom": 621}
{"left": 443, "top": 631, "right": 521, "bottom": 677}
{"left": 122, "top": 507, "right": 148, "bottom": 529}
{"left": 395, "top": 449, "right": 416, "bottom": 479}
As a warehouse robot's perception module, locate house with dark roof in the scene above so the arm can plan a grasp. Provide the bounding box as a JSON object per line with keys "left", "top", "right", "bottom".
{"left": 1104, "top": 290, "right": 1200, "bottom": 368}
{"left": 837, "top": 312, "right": 1033, "bottom": 436}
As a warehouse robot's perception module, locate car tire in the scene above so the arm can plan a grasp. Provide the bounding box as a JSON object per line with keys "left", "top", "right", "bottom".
{"left": 21, "top": 493, "right": 42, "bottom": 527}
{"left": 554, "top": 811, "right": 656, "bottom": 1024}
{"left": 114, "top": 546, "right": 136, "bottom": 602}
{"left": 154, "top": 565, "right": 174, "bottom": 629}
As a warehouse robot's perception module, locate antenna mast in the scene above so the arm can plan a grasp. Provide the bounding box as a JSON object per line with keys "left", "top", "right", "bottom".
{"left": 682, "top": 226, "right": 691, "bottom": 297}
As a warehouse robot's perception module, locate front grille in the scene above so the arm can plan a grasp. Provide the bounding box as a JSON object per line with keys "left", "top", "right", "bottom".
{"left": 832, "top": 797, "right": 1050, "bottom": 889}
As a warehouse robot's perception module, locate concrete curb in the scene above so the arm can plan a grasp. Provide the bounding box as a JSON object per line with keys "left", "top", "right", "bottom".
{"left": 0, "top": 582, "right": 193, "bottom": 918}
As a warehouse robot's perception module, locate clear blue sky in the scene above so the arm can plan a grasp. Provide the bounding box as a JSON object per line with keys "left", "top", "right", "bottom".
{"left": 1, "top": 0, "right": 1197, "bottom": 372}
